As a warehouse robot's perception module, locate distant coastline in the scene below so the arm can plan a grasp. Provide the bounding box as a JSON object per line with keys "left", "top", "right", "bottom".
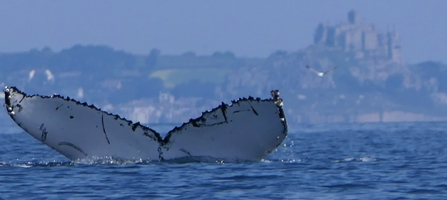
{"left": 0, "top": 11, "right": 446, "bottom": 124}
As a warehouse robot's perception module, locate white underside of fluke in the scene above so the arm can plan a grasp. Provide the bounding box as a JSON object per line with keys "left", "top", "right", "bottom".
{"left": 4, "top": 86, "right": 287, "bottom": 162}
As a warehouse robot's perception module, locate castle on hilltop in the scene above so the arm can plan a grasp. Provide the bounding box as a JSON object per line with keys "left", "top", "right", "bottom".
{"left": 314, "top": 10, "right": 402, "bottom": 64}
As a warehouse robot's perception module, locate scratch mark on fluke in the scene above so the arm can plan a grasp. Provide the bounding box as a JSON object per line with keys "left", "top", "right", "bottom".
{"left": 58, "top": 142, "right": 88, "bottom": 157}
{"left": 39, "top": 123, "right": 48, "bottom": 141}
{"left": 55, "top": 104, "right": 64, "bottom": 110}
{"left": 180, "top": 148, "right": 192, "bottom": 157}
{"left": 18, "top": 95, "right": 25, "bottom": 103}
{"left": 16, "top": 104, "right": 23, "bottom": 112}
{"left": 221, "top": 102, "right": 228, "bottom": 123}
{"left": 101, "top": 115, "right": 111, "bottom": 144}
{"left": 248, "top": 103, "right": 259, "bottom": 116}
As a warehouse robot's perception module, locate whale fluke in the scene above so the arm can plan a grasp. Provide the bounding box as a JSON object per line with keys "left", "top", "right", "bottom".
{"left": 3, "top": 86, "right": 288, "bottom": 162}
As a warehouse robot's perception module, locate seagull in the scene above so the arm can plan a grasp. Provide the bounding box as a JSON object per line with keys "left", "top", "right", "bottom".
{"left": 306, "top": 65, "right": 337, "bottom": 77}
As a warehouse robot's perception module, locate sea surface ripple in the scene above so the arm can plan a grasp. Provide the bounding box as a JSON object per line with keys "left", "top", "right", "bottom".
{"left": 1, "top": 122, "right": 447, "bottom": 199}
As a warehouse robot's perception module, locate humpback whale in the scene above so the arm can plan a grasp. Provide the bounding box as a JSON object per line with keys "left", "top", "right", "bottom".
{"left": 3, "top": 86, "right": 288, "bottom": 162}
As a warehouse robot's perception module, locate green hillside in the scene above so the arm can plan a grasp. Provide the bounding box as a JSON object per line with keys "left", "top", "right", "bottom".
{"left": 150, "top": 68, "right": 230, "bottom": 88}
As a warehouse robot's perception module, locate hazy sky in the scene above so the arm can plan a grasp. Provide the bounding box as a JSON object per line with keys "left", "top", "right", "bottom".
{"left": 1, "top": 1, "right": 446, "bottom": 64}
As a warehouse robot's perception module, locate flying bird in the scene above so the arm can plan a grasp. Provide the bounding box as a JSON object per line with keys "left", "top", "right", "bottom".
{"left": 306, "top": 65, "right": 337, "bottom": 77}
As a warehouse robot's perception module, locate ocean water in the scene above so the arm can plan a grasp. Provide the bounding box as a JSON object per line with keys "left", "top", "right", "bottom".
{"left": 1, "top": 122, "right": 447, "bottom": 199}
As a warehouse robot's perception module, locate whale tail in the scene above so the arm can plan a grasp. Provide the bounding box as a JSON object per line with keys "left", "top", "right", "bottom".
{"left": 4, "top": 86, "right": 288, "bottom": 162}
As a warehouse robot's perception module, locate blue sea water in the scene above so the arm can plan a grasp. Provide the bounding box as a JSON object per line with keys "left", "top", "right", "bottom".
{"left": 1, "top": 122, "right": 447, "bottom": 199}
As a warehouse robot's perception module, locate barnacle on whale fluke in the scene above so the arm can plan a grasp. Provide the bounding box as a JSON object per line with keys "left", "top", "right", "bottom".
{"left": 4, "top": 86, "right": 288, "bottom": 162}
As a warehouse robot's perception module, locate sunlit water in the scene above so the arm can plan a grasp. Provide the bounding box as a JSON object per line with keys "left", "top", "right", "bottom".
{"left": 1, "top": 122, "right": 447, "bottom": 199}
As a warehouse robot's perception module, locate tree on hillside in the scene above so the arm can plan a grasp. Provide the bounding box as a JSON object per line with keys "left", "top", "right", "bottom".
{"left": 146, "top": 48, "right": 161, "bottom": 68}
